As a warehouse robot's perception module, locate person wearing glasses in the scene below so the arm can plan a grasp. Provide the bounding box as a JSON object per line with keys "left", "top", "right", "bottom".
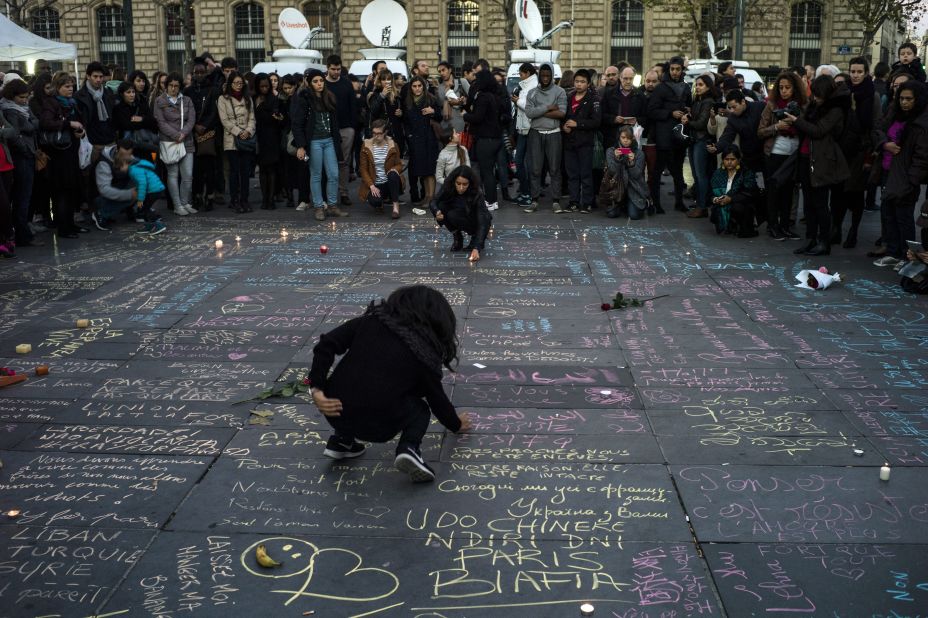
{"left": 358, "top": 119, "right": 404, "bottom": 218}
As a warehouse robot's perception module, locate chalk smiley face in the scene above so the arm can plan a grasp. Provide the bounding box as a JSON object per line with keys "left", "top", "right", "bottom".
{"left": 241, "top": 537, "right": 319, "bottom": 578}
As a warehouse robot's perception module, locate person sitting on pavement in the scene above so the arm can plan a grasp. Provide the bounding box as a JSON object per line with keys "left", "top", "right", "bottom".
{"left": 430, "top": 165, "right": 492, "bottom": 262}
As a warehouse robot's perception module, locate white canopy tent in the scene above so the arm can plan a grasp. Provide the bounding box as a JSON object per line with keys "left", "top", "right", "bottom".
{"left": 0, "top": 12, "right": 78, "bottom": 72}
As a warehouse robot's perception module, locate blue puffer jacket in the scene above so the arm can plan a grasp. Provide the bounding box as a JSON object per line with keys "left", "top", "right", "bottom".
{"left": 129, "top": 158, "right": 165, "bottom": 202}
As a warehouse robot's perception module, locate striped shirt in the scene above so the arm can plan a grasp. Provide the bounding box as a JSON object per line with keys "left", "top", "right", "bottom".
{"left": 372, "top": 143, "right": 389, "bottom": 184}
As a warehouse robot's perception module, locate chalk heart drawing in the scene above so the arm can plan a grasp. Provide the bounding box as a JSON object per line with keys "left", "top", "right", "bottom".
{"left": 228, "top": 352, "right": 248, "bottom": 361}
{"left": 240, "top": 537, "right": 400, "bottom": 606}
{"left": 355, "top": 506, "right": 390, "bottom": 519}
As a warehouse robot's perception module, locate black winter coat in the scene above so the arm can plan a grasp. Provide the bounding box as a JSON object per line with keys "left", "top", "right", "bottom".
{"left": 717, "top": 100, "right": 767, "bottom": 167}
{"left": 646, "top": 75, "right": 692, "bottom": 150}
{"left": 74, "top": 83, "right": 116, "bottom": 145}
{"left": 290, "top": 89, "right": 342, "bottom": 156}
{"left": 254, "top": 94, "right": 283, "bottom": 165}
{"left": 403, "top": 94, "right": 441, "bottom": 177}
{"left": 112, "top": 98, "right": 157, "bottom": 136}
{"left": 600, "top": 86, "right": 647, "bottom": 147}
{"left": 874, "top": 107, "right": 928, "bottom": 201}
{"left": 563, "top": 90, "right": 602, "bottom": 149}
{"left": 793, "top": 88, "right": 851, "bottom": 188}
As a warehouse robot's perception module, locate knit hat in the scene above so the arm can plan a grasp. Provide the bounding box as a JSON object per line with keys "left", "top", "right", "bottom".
{"left": 304, "top": 68, "right": 324, "bottom": 81}
{"left": 2, "top": 73, "right": 23, "bottom": 87}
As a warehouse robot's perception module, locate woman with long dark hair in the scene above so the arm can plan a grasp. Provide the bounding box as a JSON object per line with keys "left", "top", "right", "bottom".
{"left": 113, "top": 81, "right": 158, "bottom": 158}
{"left": 430, "top": 165, "right": 492, "bottom": 261}
{"left": 308, "top": 284, "right": 471, "bottom": 482}
{"left": 127, "top": 70, "right": 151, "bottom": 101}
{"left": 38, "top": 73, "right": 88, "bottom": 239}
{"left": 784, "top": 74, "right": 850, "bottom": 256}
{"left": 681, "top": 74, "right": 719, "bottom": 218}
{"left": 872, "top": 81, "right": 928, "bottom": 267}
{"left": 758, "top": 70, "right": 807, "bottom": 240}
{"left": 217, "top": 70, "right": 256, "bottom": 213}
{"left": 291, "top": 68, "right": 343, "bottom": 221}
{"left": 252, "top": 73, "right": 283, "bottom": 210}
{"left": 402, "top": 76, "right": 441, "bottom": 208}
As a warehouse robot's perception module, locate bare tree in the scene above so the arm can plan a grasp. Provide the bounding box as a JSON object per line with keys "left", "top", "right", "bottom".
{"left": 845, "top": 0, "right": 926, "bottom": 56}
{"left": 484, "top": 0, "right": 518, "bottom": 59}
{"left": 6, "top": 0, "right": 88, "bottom": 29}
{"left": 641, "top": 0, "right": 787, "bottom": 56}
{"left": 322, "top": 0, "right": 349, "bottom": 56}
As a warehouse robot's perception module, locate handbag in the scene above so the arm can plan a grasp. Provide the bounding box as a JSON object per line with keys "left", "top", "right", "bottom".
{"left": 38, "top": 129, "right": 71, "bottom": 150}
{"left": 235, "top": 134, "right": 257, "bottom": 152}
{"left": 195, "top": 129, "right": 217, "bottom": 156}
{"left": 35, "top": 149, "right": 49, "bottom": 171}
{"left": 158, "top": 100, "right": 186, "bottom": 164}
{"left": 459, "top": 130, "right": 474, "bottom": 150}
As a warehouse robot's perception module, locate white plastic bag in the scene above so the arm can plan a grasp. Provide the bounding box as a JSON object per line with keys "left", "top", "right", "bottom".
{"left": 795, "top": 269, "right": 842, "bottom": 290}
{"left": 78, "top": 135, "right": 92, "bottom": 170}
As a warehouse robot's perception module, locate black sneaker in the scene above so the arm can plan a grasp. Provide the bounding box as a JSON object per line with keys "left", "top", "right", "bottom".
{"left": 568, "top": 201, "right": 580, "bottom": 212}
{"left": 782, "top": 227, "right": 801, "bottom": 240}
{"left": 768, "top": 225, "right": 786, "bottom": 241}
{"left": 323, "top": 435, "right": 366, "bottom": 459}
{"left": 394, "top": 445, "right": 436, "bottom": 482}
{"left": 91, "top": 212, "right": 110, "bottom": 231}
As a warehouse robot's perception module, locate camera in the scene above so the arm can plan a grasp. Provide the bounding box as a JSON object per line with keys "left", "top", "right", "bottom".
{"left": 773, "top": 101, "right": 801, "bottom": 121}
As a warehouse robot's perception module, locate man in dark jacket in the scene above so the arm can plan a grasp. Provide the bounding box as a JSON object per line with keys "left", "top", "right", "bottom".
{"left": 646, "top": 56, "right": 692, "bottom": 212}
{"left": 325, "top": 54, "right": 360, "bottom": 207}
{"left": 713, "top": 90, "right": 766, "bottom": 173}
{"left": 601, "top": 66, "right": 647, "bottom": 149}
{"left": 185, "top": 59, "right": 221, "bottom": 211}
{"left": 74, "top": 61, "right": 116, "bottom": 149}
{"left": 563, "top": 69, "right": 602, "bottom": 213}
{"left": 463, "top": 70, "right": 503, "bottom": 208}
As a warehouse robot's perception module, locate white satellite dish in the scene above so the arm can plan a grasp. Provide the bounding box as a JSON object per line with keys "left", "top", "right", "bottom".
{"left": 707, "top": 32, "right": 717, "bottom": 59}
{"left": 360, "top": 0, "right": 408, "bottom": 48}
{"left": 515, "top": 0, "right": 544, "bottom": 45}
{"left": 279, "top": 8, "right": 313, "bottom": 49}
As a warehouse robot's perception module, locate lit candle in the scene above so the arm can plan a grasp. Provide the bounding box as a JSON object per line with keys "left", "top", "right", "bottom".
{"left": 235, "top": 235, "right": 241, "bottom": 242}
{"left": 75, "top": 319, "right": 90, "bottom": 328}
{"left": 15, "top": 344, "right": 31, "bottom": 354}
{"left": 35, "top": 365, "right": 49, "bottom": 376}
{"left": 281, "top": 229, "right": 289, "bottom": 238}
{"left": 320, "top": 245, "right": 329, "bottom": 254}
{"left": 580, "top": 603, "right": 595, "bottom": 616}
{"left": 6, "top": 509, "right": 21, "bottom": 518}
{"left": 880, "top": 462, "right": 891, "bottom": 481}
{"left": 214, "top": 239, "right": 223, "bottom": 249}
{"left": 639, "top": 245, "right": 644, "bottom": 250}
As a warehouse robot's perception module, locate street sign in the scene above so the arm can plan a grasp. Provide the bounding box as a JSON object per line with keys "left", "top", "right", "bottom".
{"left": 837, "top": 44, "right": 851, "bottom": 55}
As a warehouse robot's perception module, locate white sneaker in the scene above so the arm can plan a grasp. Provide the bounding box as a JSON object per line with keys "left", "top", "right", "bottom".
{"left": 486, "top": 202, "right": 499, "bottom": 211}
{"left": 296, "top": 202, "right": 309, "bottom": 211}
{"left": 182, "top": 204, "right": 198, "bottom": 214}
{"left": 30, "top": 222, "right": 48, "bottom": 233}
{"left": 173, "top": 207, "right": 189, "bottom": 216}
{"left": 411, "top": 208, "right": 427, "bottom": 216}
{"left": 873, "top": 256, "right": 900, "bottom": 267}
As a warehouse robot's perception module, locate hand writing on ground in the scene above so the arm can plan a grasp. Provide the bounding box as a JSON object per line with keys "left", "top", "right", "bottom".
{"left": 457, "top": 412, "right": 472, "bottom": 432}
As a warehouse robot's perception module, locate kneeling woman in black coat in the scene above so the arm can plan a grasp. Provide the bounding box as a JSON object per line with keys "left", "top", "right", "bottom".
{"left": 308, "top": 285, "right": 471, "bottom": 482}
{"left": 429, "top": 165, "right": 492, "bottom": 262}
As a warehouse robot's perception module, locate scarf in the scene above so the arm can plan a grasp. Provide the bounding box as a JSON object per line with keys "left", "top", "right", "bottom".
{"left": 367, "top": 303, "right": 443, "bottom": 376}
{"left": 849, "top": 76, "right": 875, "bottom": 131}
{"left": 86, "top": 82, "right": 109, "bottom": 122}
{"left": 55, "top": 95, "right": 77, "bottom": 119}
{"left": 230, "top": 90, "right": 244, "bottom": 101}
{"left": 0, "top": 98, "right": 30, "bottom": 120}
{"left": 413, "top": 92, "right": 426, "bottom": 107}
{"left": 167, "top": 95, "right": 179, "bottom": 106}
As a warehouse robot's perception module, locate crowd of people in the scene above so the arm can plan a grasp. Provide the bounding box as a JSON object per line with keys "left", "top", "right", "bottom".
{"left": 0, "top": 45, "right": 926, "bottom": 285}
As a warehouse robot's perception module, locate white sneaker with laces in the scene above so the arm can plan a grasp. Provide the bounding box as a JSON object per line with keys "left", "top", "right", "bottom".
{"left": 173, "top": 207, "right": 189, "bottom": 216}
{"left": 296, "top": 202, "right": 309, "bottom": 211}
{"left": 486, "top": 202, "right": 499, "bottom": 211}
{"left": 182, "top": 204, "right": 198, "bottom": 214}
{"left": 411, "top": 208, "right": 427, "bottom": 216}
{"left": 873, "top": 256, "right": 900, "bottom": 267}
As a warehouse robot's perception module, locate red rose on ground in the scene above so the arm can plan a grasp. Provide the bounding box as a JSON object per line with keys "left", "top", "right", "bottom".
{"left": 601, "top": 303, "right": 612, "bottom": 311}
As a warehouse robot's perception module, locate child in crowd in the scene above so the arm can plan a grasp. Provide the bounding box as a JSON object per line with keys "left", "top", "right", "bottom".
{"left": 127, "top": 152, "right": 167, "bottom": 234}
{"left": 308, "top": 285, "right": 471, "bottom": 482}
{"left": 892, "top": 43, "right": 927, "bottom": 84}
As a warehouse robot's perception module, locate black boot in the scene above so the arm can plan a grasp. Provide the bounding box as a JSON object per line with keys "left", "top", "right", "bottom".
{"left": 793, "top": 240, "right": 815, "bottom": 255}
{"left": 843, "top": 227, "right": 858, "bottom": 249}
{"left": 204, "top": 197, "right": 213, "bottom": 212}
{"left": 805, "top": 242, "right": 830, "bottom": 256}
{"left": 450, "top": 231, "right": 464, "bottom": 252}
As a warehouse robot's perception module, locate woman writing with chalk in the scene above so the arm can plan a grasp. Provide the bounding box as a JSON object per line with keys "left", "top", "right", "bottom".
{"left": 308, "top": 285, "right": 471, "bottom": 482}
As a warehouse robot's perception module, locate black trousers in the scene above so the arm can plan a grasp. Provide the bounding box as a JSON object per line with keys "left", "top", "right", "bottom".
{"left": 327, "top": 396, "right": 431, "bottom": 451}
{"left": 799, "top": 157, "right": 831, "bottom": 244}
{"left": 832, "top": 189, "right": 864, "bottom": 240}
{"left": 765, "top": 154, "right": 795, "bottom": 229}
{"left": 474, "top": 137, "right": 502, "bottom": 204}
{"left": 564, "top": 143, "right": 594, "bottom": 206}
{"left": 259, "top": 166, "right": 277, "bottom": 208}
{"left": 366, "top": 170, "right": 402, "bottom": 209}
{"left": 192, "top": 154, "right": 220, "bottom": 201}
{"left": 650, "top": 147, "right": 686, "bottom": 207}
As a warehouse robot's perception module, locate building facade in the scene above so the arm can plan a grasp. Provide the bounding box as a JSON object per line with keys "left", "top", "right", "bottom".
{"left": 21, "top": 0, "right": 899, "bottom": 77}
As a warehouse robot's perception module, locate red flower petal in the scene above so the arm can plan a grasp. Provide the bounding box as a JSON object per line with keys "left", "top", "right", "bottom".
{"left": 601, "top": 303, "right": 612, "bottom": 311}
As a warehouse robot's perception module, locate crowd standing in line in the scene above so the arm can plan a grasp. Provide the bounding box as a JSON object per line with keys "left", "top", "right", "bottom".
{"left": 0, "top": 45, "right": 926, "bottom": 286}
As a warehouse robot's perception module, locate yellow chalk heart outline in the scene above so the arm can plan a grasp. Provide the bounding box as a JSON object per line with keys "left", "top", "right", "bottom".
{"left": 274, "top": 547, "right": 400, "bottom": 605}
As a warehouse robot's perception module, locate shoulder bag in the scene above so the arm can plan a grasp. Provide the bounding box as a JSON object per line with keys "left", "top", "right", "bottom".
{"left": 158, "top": 99, "right": 187, "bottom": 164}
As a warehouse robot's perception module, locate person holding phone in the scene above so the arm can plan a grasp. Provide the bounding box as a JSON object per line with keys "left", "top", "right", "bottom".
{"left": 604, "top": 125, "right": 649, "bottom": 219}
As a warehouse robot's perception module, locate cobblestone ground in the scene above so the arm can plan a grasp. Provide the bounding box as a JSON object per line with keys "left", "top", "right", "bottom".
{"left": 1, "top": 188, "right": 926, "bottom": 617}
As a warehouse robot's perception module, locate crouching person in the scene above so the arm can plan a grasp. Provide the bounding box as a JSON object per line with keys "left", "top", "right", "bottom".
{"left": 308, "top": 285, "right": 471, "bottom": 482}
{"left": 358, "top": 119, "right": 404, "bottom": 218}
{"left": 92, "top": 139, "right": 138, "bottom": 229}
{"left": 429, "top": 166, "right": 492, "bottom": 262}
{"left": 602, "top": 126, "right": 649, "bottom": 219}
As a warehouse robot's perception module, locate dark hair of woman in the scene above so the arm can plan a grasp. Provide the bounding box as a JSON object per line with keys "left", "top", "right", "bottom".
{"left": 404, "top": 75, "right": 433, "bottom": 109}
{"left": 772, "top": 70, "right": 808, "bottom": 107}
{"left": 165, "top": 72, "right": 183, "bottom": 90}
{"left": 252, "top": 73, "right": 272, "bottom": 99}
{"left": 439, "top": 130, "right": 468, "bottom": 166}
{"left": 693, "top": 74, "right": 720, "bottom": 100}
{"left": 366, "top": 285, "right": 459, "bottom": 372}
{"left": 2, "top": 78, "right": 30, "bottom": 100}
{"left": 308, "top": 77, "right": 337, "bottom": 112}
{"left": 127, "top": 70, "right": 150, "bottom": 93}
{"left": 810, "top": 74, "right": 837, "bottom": 102}
{"left": 723, "top": 144, "right": 743, "bottom": 160}
{"left": 223, "top": 70, "right": 252, "bottom": 109}
{"left": 889, "top": 80, "right": 928, "bottom": 123}
{"left": 437, "top": 165, "right": 482, "bottom": 206}
{"left": 31, "top": 72, "right": 52, "bottom": 100}
{"left": 617, "top": 125, "right": 639, "bottom": 150}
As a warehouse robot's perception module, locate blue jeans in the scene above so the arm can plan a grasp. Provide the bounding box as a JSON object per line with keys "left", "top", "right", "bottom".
{"left": 688, "top": 139, "right": 712, "bottom": 210}
{"left": 310, "top": 137, "right": 339, "bottom": 208}
{"left": 515, "top": 133, "right": 531, "bottom": 197}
